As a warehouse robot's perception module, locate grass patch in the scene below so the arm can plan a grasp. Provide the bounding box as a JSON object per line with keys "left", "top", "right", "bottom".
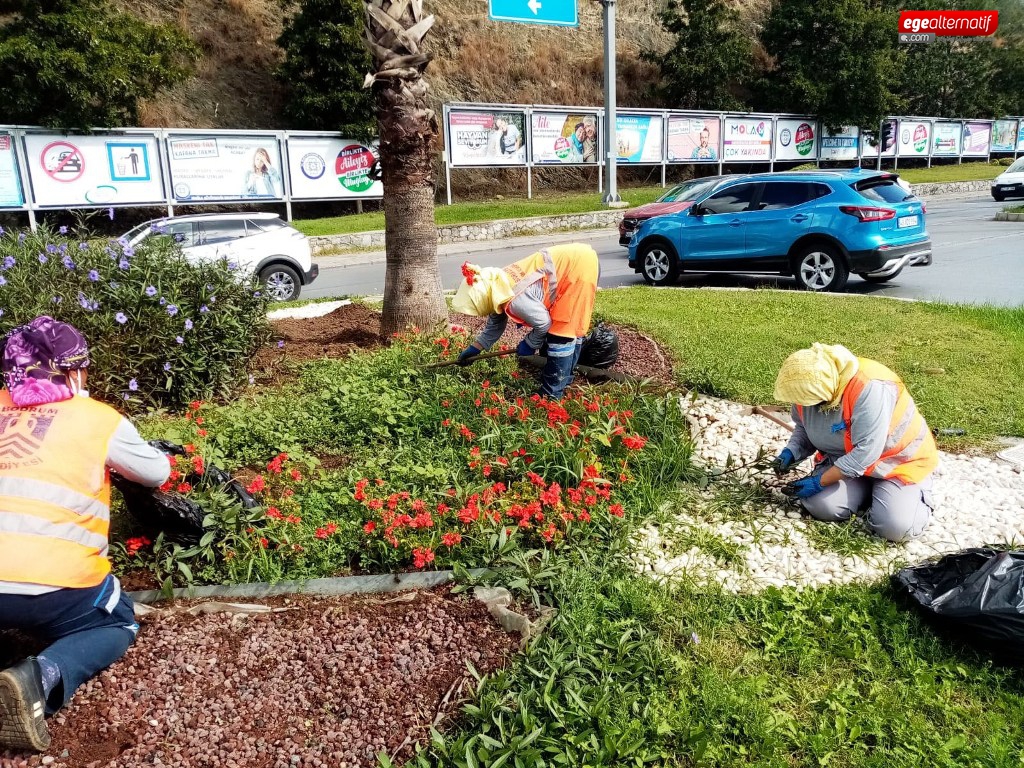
{"left": 293, "top": 186, "right": 668, "bottom": 237}
{"left": 894, "top": 161, "right": 1002, "bottom": 184}
{"left": 1004, "top": 204, "right": 1024, "bottom": 214}
{"left": 803, "top": 516, "right": 890, "bottom": 559}
{"left": 597, "top": 289, "right": 1024, "bottom": 448}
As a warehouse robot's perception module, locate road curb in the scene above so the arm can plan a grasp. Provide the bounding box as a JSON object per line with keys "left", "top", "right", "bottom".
{"left": 994, "top": 211, "right": 1024, "bottom": 222}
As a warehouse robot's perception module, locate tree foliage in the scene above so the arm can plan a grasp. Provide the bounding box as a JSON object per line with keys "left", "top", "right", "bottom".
{"left": 651, "top": 0, "right": 753, "bottom": 111}
{"left": 276, "top": 0, "right": 376, "bottom": 137}
{"left": 0, "top": 0, "right": 198, "bottom": 130}
{"left": 757, "top": 0, "right": 904, "bottom": 132}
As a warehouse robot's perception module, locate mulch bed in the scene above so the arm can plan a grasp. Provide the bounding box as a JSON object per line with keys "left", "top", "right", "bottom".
{"left": 0, "top": 588, "right": 515, "bottom": 768}
{"left": 249, "top": 303, "right": 676, "bottom": 388}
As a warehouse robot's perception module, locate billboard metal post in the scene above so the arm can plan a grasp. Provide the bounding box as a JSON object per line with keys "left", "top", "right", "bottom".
{"left": 13, "top": 129, "right": 37, "bottom": 232}
{"left": 599, "top": 0, "right": 620, "bottom": 205}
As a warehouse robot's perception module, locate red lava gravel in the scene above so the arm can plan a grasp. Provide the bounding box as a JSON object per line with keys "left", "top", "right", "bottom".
{"left": 0, "top": 588, "right": 516, "bottom": 768}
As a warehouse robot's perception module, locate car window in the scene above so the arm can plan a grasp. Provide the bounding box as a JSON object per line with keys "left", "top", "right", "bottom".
{"left": 757, "top": 182, "right": 815, "bottom": 210}
{"left": 1006, "top": 157, "right": 1024, "bottom": 173}
{"left": 854, "top": 178, "right": 913, "bottom": 203}
{"left": 245, "top": 218, "right": 286, "bottom": 234}
{"left": 698, "top": 183, "right": 757, "bottom": 214}
{"left": 198, "top": 220, "right": 247, "bottom": 245}
{"left": 164, "top": 221, "right": 197, "bottom": 247}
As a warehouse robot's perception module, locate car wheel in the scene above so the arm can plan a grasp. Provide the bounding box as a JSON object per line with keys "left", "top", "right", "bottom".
{"left": 858, "top": 268, "right": 902, "bottom": 284}
{"left": 260, "top": 264, "right": 301, "bottom": 302}
{"left": 639, "top": 242, "right": 679, "bottom": 286}
{"left": 993, "top": 193, "right": 1005, "bottom": 202}
{"left": 793, "top": 244, "right": 849, "bottom": 292}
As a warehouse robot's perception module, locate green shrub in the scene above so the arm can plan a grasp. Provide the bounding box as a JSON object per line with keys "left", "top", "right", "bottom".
{"left": 0, "top": 225, "right": 269, "bottom": 410}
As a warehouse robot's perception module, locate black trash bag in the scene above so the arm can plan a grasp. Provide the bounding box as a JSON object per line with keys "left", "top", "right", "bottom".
{"left": 110, "top": 440, "right": 260, "bottom": 547}
{"left": 892, "top": 548, "right": 1024, "bottom": 666}
{"left": 578, "top": 323, "right": 620, "bottom": 369}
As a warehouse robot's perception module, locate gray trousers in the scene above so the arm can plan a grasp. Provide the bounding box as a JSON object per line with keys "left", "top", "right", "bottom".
{"left": 800, "top": 461, "right": 934, "bottom": 542}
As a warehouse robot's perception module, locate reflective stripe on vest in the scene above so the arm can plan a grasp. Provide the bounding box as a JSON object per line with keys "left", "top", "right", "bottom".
{"left": 841, "top": 358, "right": 938, "bottom": 484}
{"left": 503, "top": 244, "right": 599, "bottom": 339}
{"left": 0, "top": 391, "right": 122, "bottom": 589}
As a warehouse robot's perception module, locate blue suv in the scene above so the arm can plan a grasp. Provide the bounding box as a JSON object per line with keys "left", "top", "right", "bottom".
{"left": 627, "top": 170, "right": 932, "bottom": 292}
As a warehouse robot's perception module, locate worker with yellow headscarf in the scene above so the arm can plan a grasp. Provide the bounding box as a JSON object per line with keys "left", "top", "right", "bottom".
{"left": 770, "top": 343, "right": 939, "bottom": 542}
{"left": 452, "top": 243, "right": 600, "bottom": 400}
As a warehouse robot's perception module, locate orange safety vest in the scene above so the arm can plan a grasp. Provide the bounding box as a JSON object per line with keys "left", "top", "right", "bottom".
{"left": 797, "top": 358, "right": 938, "bottom": 485}
{"left": 502, "top": 244, "right": 599, "bottom": 339}
{"left": 0, "top": 390, "right": 122, "bottom": 589}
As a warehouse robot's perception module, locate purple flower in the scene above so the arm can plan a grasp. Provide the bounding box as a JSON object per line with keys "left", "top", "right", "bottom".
{"left": 59, "top": 226, "right": 68, "bottom": 235}
{"left": 18, "top": 233, "right": 25, "bottom": 243}
{"left": 122, "top": 246, "right": 134, "bottom": 258}
{"left": 253, "top": 291, "right": 262, "bottom": 299}
{"left": 115, "top": 312, "right": 128, "bottom": 324}
{"left": 0, "top": 226, "right": 4, "bottom": 235}
{"left": 691, "top": 632, "right": 700, "bottom": 645}
{"left": 59, "top": 243, "right": 67, "bottom": 254}
{"left": 108, "top": 207, "right": 115, "bottom": 220}
{"left": 159, "top": 298, "right": 167, "bottom": 306}
{"left": 78, "top": 293, "right": 91, "bottom": 310}
{"left": 90, "top": 300, "right": 99, "bottom": 311}
{"left": 199, "top": 305, "right": 209, "bottom": 314}
{"left": 118, "top": 259, "right": 129, "bottom": 270}
{"left": 163, "top": 362, "right": 172, "bottom": 372}
{"left": 248, "top": 374, "right": 255, "bottom": 385}
{"left": 2, "top": 256, "right": 15, "bottom": 269}
{"left": 88, "top": 270, "right": 100, "bottom": 282}
{"left": 166, "top": 304, "right": 178, "bottom": 317}
{"left": 79, "top": 242, "right": 88, "bottom": 251}
{"left": 122, "top": 393, "right": 130, "bottom": 401}
{"left": 62, "top": 256, "right": 75, "bottom": 270}
{"left": 128, "top": 379, "right": 138, "bottom": 391}
{"left": 184, "top": 319, "right": 193, "bottom": 331}
{"left": 108, "top": 282, "right": 119, "bottom": 290}
{"left": 38, "top": 253, "right": 48, "bottom": 264}
{"left": 51, "top": 296, "right": 62, "bottom": 304}
{"left": 145, "top": 286, "right": 157, "bottom": 297}
{"left": 209, "top": 296, "right": 217, "bottom": 304}
{"left": 45, "top": 244, "right": 57, "bottom": 254}
{"left": 0, "top": 276, "right": 6, "bottom": 287}
{"left": 0, "top": 308, "right": 4, "bottom": 317}
{"left": 277, "top": 340, "right": 285, "bottom": 349}
{"left": 175, "top": 336, "right": 184, "bottom": 345}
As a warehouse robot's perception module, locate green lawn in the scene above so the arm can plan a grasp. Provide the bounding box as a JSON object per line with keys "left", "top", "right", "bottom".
{"left": 1005, "top": 204, "right": 1024, "bottom": 214}
{"left": 292, "top": 162, "right": 1002, "bottom": 238}
{"left": 597, "top": 289, "right": 1024, "bottom": 447}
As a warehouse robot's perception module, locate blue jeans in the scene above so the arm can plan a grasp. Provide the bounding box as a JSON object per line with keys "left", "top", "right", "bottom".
{"left": 540, "top": 336, "right": 584, "bottom": 400}
{"left": 0, "top": 575, "right": 138, "bottom": 714}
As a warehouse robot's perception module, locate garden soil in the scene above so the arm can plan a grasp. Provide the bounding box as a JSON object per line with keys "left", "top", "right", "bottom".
{"left": 252, "top": 303, "right": 675, "bottom": 387}
{"left": 0, "top": 588, "right": 515, "bottom": 768}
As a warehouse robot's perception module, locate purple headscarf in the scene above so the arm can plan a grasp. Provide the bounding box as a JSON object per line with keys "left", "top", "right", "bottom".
{"left": 2, "top": 316, "right": 90, "bottom": 406}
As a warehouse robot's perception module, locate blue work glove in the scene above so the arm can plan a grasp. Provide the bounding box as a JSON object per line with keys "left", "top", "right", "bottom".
{"left": 456, "top": 346, "right": 482, "bottom": 367}
{"left": 770, "top": 448, "right": 795, "bottom": 476}
{"left": 516, "top": 339, "right": 537, "bottom": 357}
{"left": 790, "top": 475, "right": 823, "bottom": 499}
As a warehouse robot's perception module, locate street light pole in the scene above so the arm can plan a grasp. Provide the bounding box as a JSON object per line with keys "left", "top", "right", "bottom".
{"left": 598, "top": 0, "right": 621, "bottom": 205}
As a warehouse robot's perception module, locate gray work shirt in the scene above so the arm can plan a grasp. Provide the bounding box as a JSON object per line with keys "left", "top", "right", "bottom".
{"left": 0, "top": 411, "right": 171, "bottom": 596}
{"left": 475, "top": 280, "right": 551, "bottom": 351}
{"left": 784, "top": 379, "right": 899, "bottom": 478}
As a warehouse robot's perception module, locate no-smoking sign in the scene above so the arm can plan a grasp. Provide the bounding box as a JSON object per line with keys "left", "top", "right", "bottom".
{"left": 40, "top": 141, "right": 85, "bottom": 183}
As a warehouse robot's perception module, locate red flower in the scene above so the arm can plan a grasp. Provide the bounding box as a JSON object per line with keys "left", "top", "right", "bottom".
{"left": 412, "top": 546, "right": 436, "bottom": 568}
{"left": 363, "top": 521, "right": 377, "bottom": 534}
{"left": 258, "top": 537, "right": 269, "bottom": 549}
{"left": 124, "top": 536, "right": 152, "bottom": 556}
{"left": 266, "top": 506, "right": 283, "bottom": 520}
{"left": 315, "top": 522, "right": 339, "bottom": 539}
{"left": 609, "top": 504, "right": 625, "bottom": 518}
{"left": 286, "top": 515, "right": 302, "bottom": 524}
{"left": 184, "top": 444, "right": 196, "bottom": 455}
{"left": 176, "top": 482, "right": 193, "bottom": 494}
{"left": 246, "top": 476, "right": 266, "bottom": 494}
{"left": 195, "top": 417, "right": 205, "bottom": 426}
{"left": 290, "top": 469, "right": 302, "bottom": 482}
{"left": 441, "top": 532, "right": 462, "bottom": 547}
{"left": 189, "top": 400, "right": 203, "bottom": 412}
{"left": 197, "top": 429, "right": 208, "bottom": 437}
{"left": 482, "top": 464, "right": 492, "bottom": 477}
{"left": 622, "top": 435, "right": 648, "bottom": 451}
{"left": 191, "top": 456, "right": 205, "bottom": 475}
{"left": 354, "top": 479, "right": 369, "bottom": 502}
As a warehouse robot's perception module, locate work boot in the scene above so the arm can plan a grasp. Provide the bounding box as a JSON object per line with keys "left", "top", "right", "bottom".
{"left": 0, "top": 658, "right": 51, "bottom": 752}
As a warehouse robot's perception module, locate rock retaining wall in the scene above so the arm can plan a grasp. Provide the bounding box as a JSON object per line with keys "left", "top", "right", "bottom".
{"left": 310, "top": 179, "right": 994, "bottom": 255}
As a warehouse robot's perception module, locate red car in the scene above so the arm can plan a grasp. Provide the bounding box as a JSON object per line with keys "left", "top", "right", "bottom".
{"left": 618, "top": 175, "right": 742, "bottom": 245}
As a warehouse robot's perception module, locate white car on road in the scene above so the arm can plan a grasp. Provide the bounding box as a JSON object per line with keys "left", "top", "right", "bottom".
{"left": 123, "top": 213, "right": 319, "bottom": 302}
{"left": 991, "top": 157, "right": 1024, "bottom": 202}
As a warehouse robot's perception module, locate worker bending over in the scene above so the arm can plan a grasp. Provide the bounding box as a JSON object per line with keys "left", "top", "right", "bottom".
{"left": 0, "top": 317, "right": 170, "bottom": 752}
{"left": 770, "top": 343, "right": 938, "bottom": 542}
{"left": 454, "top": 243, "right": 600, "bottom": 400}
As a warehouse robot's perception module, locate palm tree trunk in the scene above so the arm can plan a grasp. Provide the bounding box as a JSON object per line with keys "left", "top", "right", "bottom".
{"left": 363, "top": 0, "right": 447, "bottom": 338}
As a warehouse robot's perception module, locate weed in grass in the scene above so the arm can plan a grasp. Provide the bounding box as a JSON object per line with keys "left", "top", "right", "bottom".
{"left": 802, "top": 516, "right": 890, "bottom": 560}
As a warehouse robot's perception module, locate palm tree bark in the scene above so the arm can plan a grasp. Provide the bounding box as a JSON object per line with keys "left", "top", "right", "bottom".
{"left": 363, "top": 0, "right": 447, "bottom": 337}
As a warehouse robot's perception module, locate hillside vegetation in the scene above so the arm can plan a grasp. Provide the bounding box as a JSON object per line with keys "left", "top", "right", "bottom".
{"left": 100, "top": 0, "right": 675, "bottom": 130}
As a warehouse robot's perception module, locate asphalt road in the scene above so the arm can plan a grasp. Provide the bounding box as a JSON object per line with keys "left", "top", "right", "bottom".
{"left": 307, "top": 195, "right": 1024, "bottom": 306}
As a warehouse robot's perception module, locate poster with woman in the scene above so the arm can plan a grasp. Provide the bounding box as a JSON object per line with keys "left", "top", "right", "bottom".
{"left": 991, "top": 120, "right": 1018, "bottom": 152}
{"left": 530, "top": 112, "right": 599, "bottom": 165}
{"left": 167, "top": 135, "right": 285, "bottom": 202}
{"left": 667, "top": 117, "right": 720, "bottom": 163}
{"left": 447, "top": 111, "right": 528, "bottom": 166}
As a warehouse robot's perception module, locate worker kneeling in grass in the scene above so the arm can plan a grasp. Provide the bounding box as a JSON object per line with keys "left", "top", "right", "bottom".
{"left": 453, "top": 243, "right": 600, "bottom": 400}
{"left": 0, "top": 317, "right": 170, "bottom": 753}
{"left": 770, "top": 343, "right": 939, "bottom": 542}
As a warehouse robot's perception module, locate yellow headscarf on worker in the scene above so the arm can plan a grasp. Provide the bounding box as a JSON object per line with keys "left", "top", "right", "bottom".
{"left": 773, "top": 343, "right": 860, "bottom": 411}
{"left": 451, "top": 262, "right": 516, "bottom": 317}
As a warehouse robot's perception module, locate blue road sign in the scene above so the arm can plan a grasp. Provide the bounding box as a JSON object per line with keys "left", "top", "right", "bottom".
{"left": 489, "top": 0, "right": 578, "bottom": 27}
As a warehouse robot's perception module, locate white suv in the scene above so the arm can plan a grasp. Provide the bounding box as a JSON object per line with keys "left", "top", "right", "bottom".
{"left": 123, "top": 213, "right": 319, "bottom": 302}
